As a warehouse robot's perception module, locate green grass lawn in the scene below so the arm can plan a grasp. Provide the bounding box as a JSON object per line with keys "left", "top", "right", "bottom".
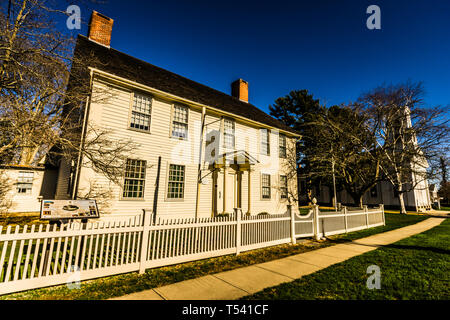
{"left": 0, "top": 214, "right": 45, "bottom": 228}
{"left": 244, "top": 218, "right": 449, "bottom": 300}
{"left": 329, "top": 212, "right": 427, "bottom": 242}
{"left": 0, "top": 212, "right": 427, "bottom": 300}
{"left": 439, "top": 206, "right": 450, "bottom": 211}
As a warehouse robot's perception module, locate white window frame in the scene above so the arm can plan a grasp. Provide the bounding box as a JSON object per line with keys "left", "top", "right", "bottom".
{"left": 170, "top": 104, "right": 189, "bottom": 140}
{"left": 279, "top": 175, "right": 288, "bottom": 199}
{"left": 279, "top": 134, "right": 287, "bottom": 158}
{"left": 261, "top": 173, "right": 271, "bottom": 200}
{"left": 122, "top": 159, "right": 147, "bottom": 200}
{"left": 223, "top": 118, "right": 235, "bottom": 148}
{"left": 260, "top": 128, "right": 270, "bottom": 155}
{"left": 128, "top": 92, "right": 152, "bottom": 133}
{"left": 166, "top": 164, "right": 186, "bottom": 200}
{"left": 17, "top": 171, "right": 34, "bottom": 194}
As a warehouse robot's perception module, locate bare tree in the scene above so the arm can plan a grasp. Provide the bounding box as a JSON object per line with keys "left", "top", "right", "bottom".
{"left": 0, "top": 0, "right": 137, "bottom": 201}
{"left": 438, "top": 156, "right": 450, "bottom": 204}
{"left": 307, "top": 105, "right": 383, "bottom": 208}
{"left": 0, "top": 171, "right": 12, "bottom": 217}
{"left": 356, "top": 82, "right": 450, "bottom": 213}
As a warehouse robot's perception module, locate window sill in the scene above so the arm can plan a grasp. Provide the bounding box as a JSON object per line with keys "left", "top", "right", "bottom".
{"left": 127, "top": 127, "right": 151, "bottom": 134}
{"left": 165, "top": 198, "right": 185, "bottom": 202}
{"left": 170, "top": 136, "right": 189, "bottom": 141}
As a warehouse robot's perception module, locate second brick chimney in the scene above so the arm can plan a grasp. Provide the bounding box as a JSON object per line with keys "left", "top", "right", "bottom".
{"left": 231, "top": 79, "right": 249, "bottom": 103}
{"left": 88, "top": 11, "right": 114, "bottom": 47}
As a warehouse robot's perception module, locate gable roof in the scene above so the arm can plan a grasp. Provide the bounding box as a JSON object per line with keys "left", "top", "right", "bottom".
{"left": 73, "top": 35, "right": 298, "bottom": 135}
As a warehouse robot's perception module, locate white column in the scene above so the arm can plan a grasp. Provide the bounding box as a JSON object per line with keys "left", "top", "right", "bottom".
{"left": 223, "top": 166, "right": 227, "bottom": 214}
{"left": 247, "top": 169, "right": 251, "bottom": 215}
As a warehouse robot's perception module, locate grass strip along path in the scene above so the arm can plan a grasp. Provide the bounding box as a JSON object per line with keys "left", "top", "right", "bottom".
{"left": 0, "top": 213, "right": 427, "bottom": 300}
{"left": 244, "top": 218, "right": 449, "bottom": 300}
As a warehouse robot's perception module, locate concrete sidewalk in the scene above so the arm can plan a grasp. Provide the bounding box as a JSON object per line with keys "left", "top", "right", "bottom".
{"left": 111, "top": 217, "right": 445, "bottom": 300}
{"left": 424, "top": 210, "right": 450, "bottom": 218}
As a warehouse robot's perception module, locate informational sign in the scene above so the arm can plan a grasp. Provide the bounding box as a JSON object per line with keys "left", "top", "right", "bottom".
{"left": 40, "top": 199, "right": 100, "bottom": 220}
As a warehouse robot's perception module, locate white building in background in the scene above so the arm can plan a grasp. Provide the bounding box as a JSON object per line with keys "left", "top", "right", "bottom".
{"left": 309, "top": 179, "right": 432, "bottom": 212}
{"left": 307, "top": 105, "right": 433, "bottom": 212}
{"left": 1, "top": 164, "right": 58, "bottom": 213}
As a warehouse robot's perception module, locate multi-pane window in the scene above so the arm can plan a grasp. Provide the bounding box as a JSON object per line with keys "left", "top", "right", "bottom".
{"left": 260, "top": 129, "right": 270, "bottom": 155}
{"left": 167, "top": 164, "right": 185, "bottom": 199}
{"left": 261, "top": 174, "right": 271, "bottom": 199}
{"left": 122, "top": 159, "right": 146, "bottom": 199}
{"left": 130, "top": 93, "right": 152, "bottom": 131}
{"left": 172, "top": 105, "right": 189, "bottom": 139}
{"left": 279, "top": 134, "right": 287, "bottom": 158}
{"left": 223, "top": 118, "right": 235, "bottom": 148}
{"left": 17, "top": 171, "right": 33, "bottom": 194}
{"left": 280, "top": 175, "right": 288, "bottom": 199}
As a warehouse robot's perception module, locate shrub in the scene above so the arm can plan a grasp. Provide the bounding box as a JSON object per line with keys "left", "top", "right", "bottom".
{"left": 216, "top": 213, "right": 230, "bottom": 218}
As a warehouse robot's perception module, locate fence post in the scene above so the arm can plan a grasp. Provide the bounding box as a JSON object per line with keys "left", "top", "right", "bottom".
{"left": 343, "top": 206, "right": 348, "bottom": 233}
{"left": 235, "top": 208, "right": 241, "bottom": 255}
{"left": 139, "top": 210, "right": 152, "bottom": 274}
{"left": 380, "top": 204, "right": 385, "bottom": 226}
{"left": 288, "top": 205, "right": 296, "bottom": 244}
{"left": 364, "top": 205, "right": 369, "bottom": 228}
{"left": 312, "top": 198, "right": 321, "bottom": 241}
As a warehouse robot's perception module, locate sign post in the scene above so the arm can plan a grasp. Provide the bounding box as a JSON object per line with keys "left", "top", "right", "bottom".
{"left": 40, "top": 199, "right": 100, "bottom": 272}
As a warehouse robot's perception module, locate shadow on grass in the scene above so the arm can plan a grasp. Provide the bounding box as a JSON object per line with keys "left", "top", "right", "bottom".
{"left": 382, "top": 244, "right": 450, "bottom": 255}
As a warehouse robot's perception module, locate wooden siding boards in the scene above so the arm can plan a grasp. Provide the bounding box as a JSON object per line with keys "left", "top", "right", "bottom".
{"left": 2, "top": 168, "right": 45, "bottom": 212}
{"left": 71, "top": 79, "right": 299, "bottom": 218}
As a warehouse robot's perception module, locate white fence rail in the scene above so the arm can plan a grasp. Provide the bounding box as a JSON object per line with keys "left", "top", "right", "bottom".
{"left": 0, "top": 205, "right": 384, "bottom": 295}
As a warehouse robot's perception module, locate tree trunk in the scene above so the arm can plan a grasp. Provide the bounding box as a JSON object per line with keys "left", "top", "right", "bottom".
{"left": 398, "top": 192, "right": 407, "bottom": 214}
{"left": 348, "top": 191, "right": 363, "bottom": 209}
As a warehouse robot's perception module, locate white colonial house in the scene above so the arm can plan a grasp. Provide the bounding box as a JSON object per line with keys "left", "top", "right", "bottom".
{"left": 50, "top": 12, "right": 300, "bottom": 219}
{"left": 2, "top": 11, "right": 433, "bottom": 216}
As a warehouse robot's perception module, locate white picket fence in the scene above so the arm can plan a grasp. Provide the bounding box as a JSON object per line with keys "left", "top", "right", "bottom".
{"left": 0, "top": 205, "right": 384, "bottom": 295}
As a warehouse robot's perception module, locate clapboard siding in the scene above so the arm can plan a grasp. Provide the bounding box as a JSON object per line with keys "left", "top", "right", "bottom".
{"left": 2, "top": 169, "right": 45, "bottom": 212}
{"left": 67, "top": 78, "right": 299, "bottom": 218}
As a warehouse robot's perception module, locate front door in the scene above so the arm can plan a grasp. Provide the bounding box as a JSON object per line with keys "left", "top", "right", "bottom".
{"left": 225, "top": 171, "right": 235, "bottom": 213}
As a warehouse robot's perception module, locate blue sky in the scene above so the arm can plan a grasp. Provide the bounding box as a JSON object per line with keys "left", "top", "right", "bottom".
{"left": 65, "top": 0, "right": 450, "bottom": 113}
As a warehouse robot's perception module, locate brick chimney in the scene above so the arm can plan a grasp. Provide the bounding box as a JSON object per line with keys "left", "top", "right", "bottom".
{"left": 231, "top": 79, "right": 249, "bottom": 103}
{"left": 88, "top": 11, "right": 114, "bottom": 47}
